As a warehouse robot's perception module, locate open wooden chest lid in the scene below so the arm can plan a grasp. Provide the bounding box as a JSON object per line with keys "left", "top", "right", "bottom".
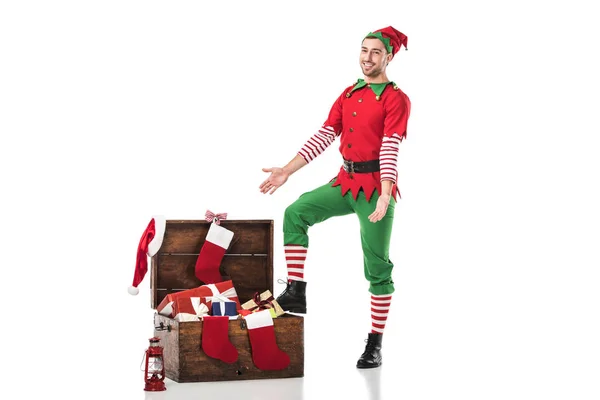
{"left": 150, "top": 219, "right": 274, "bottom": 309}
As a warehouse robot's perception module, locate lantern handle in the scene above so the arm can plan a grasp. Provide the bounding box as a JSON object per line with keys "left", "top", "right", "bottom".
{"left": 140, "top": 350, "right": 147, "bottom": 371}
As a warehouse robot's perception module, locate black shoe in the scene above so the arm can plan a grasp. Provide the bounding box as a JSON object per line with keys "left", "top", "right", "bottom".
{"left": 356, "top": 333, "right": 383, "bottom": 369}
{"left": 275, "top": 279, "right": 307, "bottom": 314}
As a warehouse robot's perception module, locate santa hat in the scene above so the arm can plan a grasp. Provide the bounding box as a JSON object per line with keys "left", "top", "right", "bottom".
{"left": 128, "top": 216, "right": 166, "bottom": 295}
{"left": 364, "top": 26, "right": 408, "bottom": 55}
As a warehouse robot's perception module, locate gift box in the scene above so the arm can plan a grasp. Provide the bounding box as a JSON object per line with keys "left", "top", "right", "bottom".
{"left": 211, "top": 301, "right": 238, "bottom": 319}
{"left": 173, "top": 298, "right": 209, "bottom": 322}
{"left": 157, "top": 287, "right": 204, "bottom": 318}
{"left": 197, "top": 280, "right": 242, "bottom": 311}
{"left": 241, "top": 290, "right": 285, "bottom": 317}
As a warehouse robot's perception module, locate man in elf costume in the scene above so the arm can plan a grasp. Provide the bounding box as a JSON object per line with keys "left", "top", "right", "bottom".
{"left": 259, "top": 26, "right": 411, "bottom": 369}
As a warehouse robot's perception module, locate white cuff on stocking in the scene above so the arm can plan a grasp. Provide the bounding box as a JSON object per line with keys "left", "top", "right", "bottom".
{"left": 244, "top": 309, "right": 273, "bottom": 329}
{"left": 207, "top": 223, "right": 234, "bottom": 249}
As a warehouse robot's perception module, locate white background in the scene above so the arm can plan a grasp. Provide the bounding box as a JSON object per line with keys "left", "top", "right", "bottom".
{"left": 1, "top": 1, "right": 599, "bottom": 399}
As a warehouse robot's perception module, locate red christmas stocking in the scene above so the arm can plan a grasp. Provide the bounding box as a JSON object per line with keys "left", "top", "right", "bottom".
{"left": 195, "top": 222, "right": 234, "bottom": 284}
{"left": 201, "top": 316, "right": 238, "bottom": 363}
{"left": 244, "top": 309, "right": 290, "bottom": 370}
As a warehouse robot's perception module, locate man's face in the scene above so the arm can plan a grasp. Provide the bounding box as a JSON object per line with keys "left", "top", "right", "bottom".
{"left": 360, "top": 38, "right": 392, "bottom": 77}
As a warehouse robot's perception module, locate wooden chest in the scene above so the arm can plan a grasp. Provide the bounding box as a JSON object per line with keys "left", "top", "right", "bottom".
{"left": 150, "top": 219, "right": 304, "bottom": 383}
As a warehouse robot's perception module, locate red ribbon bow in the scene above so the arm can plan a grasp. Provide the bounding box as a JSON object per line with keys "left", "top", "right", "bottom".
{"left": 205, "top": 210, "right": 227, "bottom": 225}
{"left": 249, "top": 291, "right": 275, "bottom": 311}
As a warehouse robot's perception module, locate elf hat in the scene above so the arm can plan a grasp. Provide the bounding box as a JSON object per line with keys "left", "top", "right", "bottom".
{"left": 364, "top": 26, "right": 408, "bottom": 55}
{"left": 128, "top": 216, "right": 166, "bottom": 295}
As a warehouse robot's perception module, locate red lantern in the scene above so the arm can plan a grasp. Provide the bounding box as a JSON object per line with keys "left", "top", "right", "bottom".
{"left": 143, "top": 337, "right": 166, "bottom": 391}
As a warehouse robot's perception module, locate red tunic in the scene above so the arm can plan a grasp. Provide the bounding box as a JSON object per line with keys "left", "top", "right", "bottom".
{"left": 324, "top": 81, "right": 411, "bottom": 202}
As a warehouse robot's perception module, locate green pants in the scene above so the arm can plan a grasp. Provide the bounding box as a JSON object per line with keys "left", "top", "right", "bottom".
{"left": 283, "top": 181, "right": 397, "bottom": 295}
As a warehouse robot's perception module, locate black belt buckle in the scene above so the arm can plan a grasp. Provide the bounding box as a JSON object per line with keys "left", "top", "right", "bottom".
{"left": 343, "top": 160, "right": 354, "bottom": 174}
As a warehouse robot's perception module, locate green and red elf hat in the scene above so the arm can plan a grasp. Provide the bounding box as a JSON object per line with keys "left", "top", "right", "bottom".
{"left": 364, "top": 26, "right": 408, "bottom": 55}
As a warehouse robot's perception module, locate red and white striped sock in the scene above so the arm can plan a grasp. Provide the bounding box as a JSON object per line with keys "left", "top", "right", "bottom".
{"left": 284, "top": 244, "right": 307, "bottom": 281}
{"left": 371, "top": 294, "right": 392, "bottom": 334}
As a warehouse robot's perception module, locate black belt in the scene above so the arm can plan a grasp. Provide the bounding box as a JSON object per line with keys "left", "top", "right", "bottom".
{"left": 343, "top": 159, "right": 380, "bottom": 174}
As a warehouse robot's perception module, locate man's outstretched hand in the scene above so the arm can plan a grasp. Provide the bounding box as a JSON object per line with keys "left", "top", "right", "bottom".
{"left": 259, "top": 167, "right": 289, "bottom": 195}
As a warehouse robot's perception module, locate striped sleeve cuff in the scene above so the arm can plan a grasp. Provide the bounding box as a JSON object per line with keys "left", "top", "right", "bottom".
{"left": 298, "top": 125, "right": 337, "bottom": 163}
{"left": 380, "top": 133, "right": 402, "bottom": 183}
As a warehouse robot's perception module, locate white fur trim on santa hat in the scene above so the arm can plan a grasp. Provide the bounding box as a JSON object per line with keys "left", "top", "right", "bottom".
{"left": 206, "top": 222, "right": 234, "bottom": 249}
{"left": 147, "top": 215, "right": 166, "bottom": 257}
{"left": 244, "top": 309, "right": 274, "bottom": 329}
{"left": 128, "top": 286, "right": 139, "bottom": 295}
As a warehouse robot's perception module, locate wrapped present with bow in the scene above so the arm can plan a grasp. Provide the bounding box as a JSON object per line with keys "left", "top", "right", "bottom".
{"left": 173, "top": 298, "right": 210, "bottom": 322}
{"left": 156, "top": 287, "right": 205, "bottom": 318}
{"left": 197, "top": 280, "right": 242, "bottom": 312}
{"left": 241, "top": 290, "right": 285, "bottom": 318}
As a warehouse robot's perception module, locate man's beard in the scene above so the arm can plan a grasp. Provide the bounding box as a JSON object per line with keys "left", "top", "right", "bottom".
{"left": 361, "top": 64, "right": 383, "bottom": 77}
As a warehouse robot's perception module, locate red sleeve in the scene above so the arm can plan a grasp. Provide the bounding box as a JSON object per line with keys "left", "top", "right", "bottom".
{"left": 383, "top": 90, "right": 411, "bottom": 139}
{"left": 323, "top": 89, "right": 349, "bottom": 136}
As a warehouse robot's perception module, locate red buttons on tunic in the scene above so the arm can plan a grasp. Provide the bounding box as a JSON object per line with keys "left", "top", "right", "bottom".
{"left": 358, "top": 98, "right": 363, "bottom": 103}
{"left": 352, "top": 112, "right": 357, "bottom": 116}
{"left": 375, "top": 95, "right": 380, "bottom": 101}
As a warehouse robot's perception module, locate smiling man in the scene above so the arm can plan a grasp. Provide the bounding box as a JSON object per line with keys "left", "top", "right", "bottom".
{"left": 259, "top": 26, "right": 411, "bottom": 369}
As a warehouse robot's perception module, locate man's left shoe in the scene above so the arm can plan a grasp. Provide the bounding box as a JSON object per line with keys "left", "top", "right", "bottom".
{"left": 275, "top": 280, "right": 307, "bottom": 314}
{"left": 356, "top": 333, "right": 383, "bottom": 369}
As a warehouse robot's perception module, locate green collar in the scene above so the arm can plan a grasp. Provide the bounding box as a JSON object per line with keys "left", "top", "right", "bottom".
{"left": 350, "top": 79, "right": 395, "bottom": 97}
